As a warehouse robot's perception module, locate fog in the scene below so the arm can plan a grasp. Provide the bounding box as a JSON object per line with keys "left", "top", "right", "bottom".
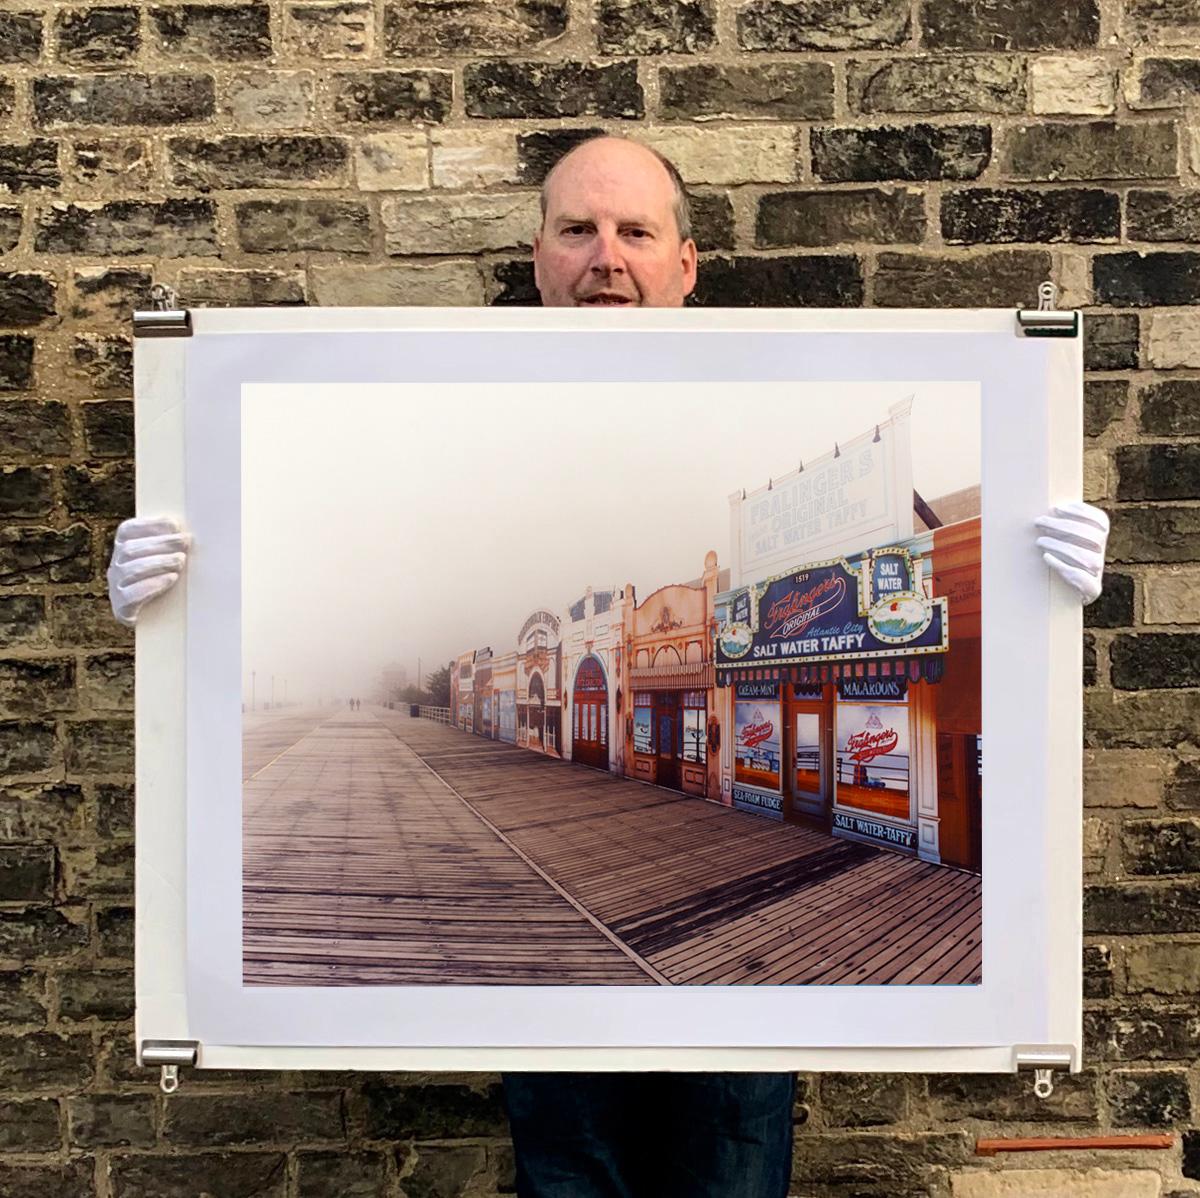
{"left": 242, "top": 382, "right": 980, "bottom": 706}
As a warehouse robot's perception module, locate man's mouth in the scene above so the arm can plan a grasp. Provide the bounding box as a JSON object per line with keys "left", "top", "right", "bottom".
{"left": 577, "top": 293, "right": 637, "bottom": 306}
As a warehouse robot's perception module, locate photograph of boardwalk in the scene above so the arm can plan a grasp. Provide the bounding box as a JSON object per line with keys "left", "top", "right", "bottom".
{"left": 241, "top": 382, "right": 983, "bottom": 987}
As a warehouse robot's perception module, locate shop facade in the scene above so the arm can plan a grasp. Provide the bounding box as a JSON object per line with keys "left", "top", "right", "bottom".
{"left": 621, "top": 551, "right": 722, "bottom": 800}
{"left": 516, "top": 609, "right": 562, "bottom": 757}
{"left": 713, "top": 521, "right": 980, "bottom": 869}
{"left": 490, "top": 651, "right": 518, "bottom": 744}
{"left": 561, "top": 586, "right": 622, "bottom": 775}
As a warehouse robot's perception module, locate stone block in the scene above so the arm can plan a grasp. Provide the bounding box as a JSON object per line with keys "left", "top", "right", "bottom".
{"left": 1149, "top": 311, "right": 1200, "bottom": 368}
{"left": 1129, "top": 190, "right": 1200, "bottom": 241}
{"left": 850, "top": 55, "right": 1025, "bottom": 114}
{"left": 1086, "top": 1007, "right": 1200, "bottom": 1060}
{"left": 0, "top": 140, "right": 62, "bottom": 193}
{"left": 285, "top": 3, "right": 373, "bottom": 58}
{"left": 812, "top": 123, "right": 990, "bottom": 182}
{"left": 942, "top": 187, "right": 1118, "bottom": 243}
{"left": 1084, "top": 687, "right": 1200, "bottom": 747}
{"left": 1083, "top": 943, "right": 1112, "bottom": 998}
{"left": 1144, "top": 568, "right": 1200, "bottom": 623}
{"left": 0, "top": 971, "right": 47, "bottom": 1023}
{"left": 596, "top": 0, "right": 716, "bottom": 54}
{"left": 81, "top": 652, "right": 133, "bottom": 710}
{"left": 873, "top": 250, "right": 1050, "bottom": 307}
{"left": 737, "top": 0, "right": 909, "bottom": 50}
{"left": 0, "top": 466, "right": 52, "bottom": 517}
{"left": 690, "top": 254, "right": 863, "bottom": 307}
{"left": 0, "top": 782, "right": 86, "bottom": 840}
{"left": 1031, "top": 56, "right": 1117, "bottom": 114}
{"left": 0, "top": 657, "right": 74, "bottom": 716}
{"left": 0, "top": 207, "right": 19, "bottom": 254}
{"left": 921, "top": 0, "right": 1099, "bottom": 49}
{"left": 71, "top": 268, "right": 153, "bottom": 324}
{"left": 64, "top": 718, "right": 134, "bottom": 774}
{"left": 0, "top": 908, "right": 89, "bottom": 960}
{"left": 0, "top": 338, "right": 37, "bottom": 391}
{"left": 433, "top": 129, "right": 518, "bottom": 189}
{"left": 296, "top": 1150, "right": 390, "bottom": 1198}
{"left": 951, "top": 1169, "right": 1161, "bottom": 1197}
{"left": 0, "top": 1032, "right": 91, "bottom": 1088}
{"left": 55, "top": 7, "right": 140, "bottom": 65}
{"left": 382, "top": 192, "right": 540, "bottom": 254}
{"left": 168, "top": 135, "right": 350, "bottom": 190}
{"left": 1084, "top": 312, "right": 1139, "bottom": 370}
{"left": 0, "top": 845, "right": 55, "bottom": 902}
{"left": 163, "top": 1092, "right": 347, "bottom": 1146}
{"left": 236, "top": 198, "right": 371, "bottom": 253}
{"left": 49, "top": 594, "right": 132, "bottom": 649}
{"left": 819, "top": 1073, "right": 907, "bottom": 1126}
{"left": 1085, "top": 880, "right": 1200, "bottom": 933}
{"left": 1107, "top": 1068, "right": 1191, "bottom": 1126}
{"left": 330, "top": 69, "right": 451, "bottom": 124}
{"left": 224, "top": 70, "right": 316, "bottom": 128}
{"left": 1122, "top": 816, "right": 1200, "bottom": 873}
{"left": 1110, "top": 504, "right": 1200, "bottom": 561}
{"left": 402, "top": 1144, "right": 489, "bottom": 1196}
{"left": 63, "top": 462, "right": 134, "bottom": 518}
{"left": 36, "top": 200, "right": 218, "bottom": 257}
{"left": 1003, "top": 121, "right": 1178, "bottom": 181}
{"left": 0, "top": 1100, "right": 60, "bottom": 1151}
{"left": 0, "top": 271, "right": 56, "bottom": 327}
{"left": 108, "top": 1154, "right": 288, "bottom": 1198}
{"left": 642, "top": 127, "right": 798, "bottom": 184}
{"left": 1125, "top": 941, "right": 1200, "bottom": 995}
{"left": 176, "top": 268, "right": 306, "bottom": 307}
{"left": 465, "top": 61, "right": 642, "bottom": 119}
{"left": 71, "top": 334, "right": 133, "bottom": 395}
{"left": 355, "top": 131, "right": 427, "bottom": 191}
{"left": 0, "top": 525, "right": 91, "bottom": 584}
{"left": 1083, "top": 570, "right": 1133, "bottom": 627}
{"left": 148, "top": 4, "right": 271, "bottom": 60}
{"left": 384, "top": 0, "right": 567, "bottom": 55}
{"left": 33, "top": 72, "right": 215, "bottom": 126}
{"left": 1127, "top": 0, "right": 1200, "bottom": 45}
{"left": 68, "top": 1094, "right": 154, "bottom": 1147}
{"left": 690, "top": 192, "right": 734, "bottom": 251}
{"left": 926, "top": 1071, "right": 1099, "bottom": 1122}
{"left": 71, "top": 140, "right": 154, "bottom": 190}
{"left": 96, "top": 904, "right": 133, "bottom": 959}
{"left": 81, "top": 400, "right": 133, "bottom": 458}
{"left": 59, "top": 969, "right": 134, "bottom": 1021}
{"left": 791, "top": 1132, "right": 972, "bottom": 1192}
{"left": 1131, "top": 56, "right": 1200, "bottom": 106}
{"left": 1084, "top": 378, "right": 1128, "bottom": 437}
{"left": 362, "top": 1081, "right": 507, "bottom": 1139}
{"left": 1117, "top": 444, "right": 1200, "bottom": 502}
{"left": 311, "top": 262, "right": 483, "bottom": 306}
{"left": 1096, "top": 252, "right": 1200, "bottom": 307}
{"left": 489, "top": 259, "right": 539, "bottom": 306}
{"left": 0, "top": 1163, "right": 94, "bottom": 1198}
{"left": 757, "top": 188, "right": 924, "bottom": 246}
{"left": 0, "top": 594, "right": 47, "bottom": 647}
{"left": 515, "top": 128, "right": 605, "bottom": 185}
{"left": 660, "top": 63, "right": 833, "bottom": 120}
{"left": 96, "top": 781, "right": 133, "bottom": 837}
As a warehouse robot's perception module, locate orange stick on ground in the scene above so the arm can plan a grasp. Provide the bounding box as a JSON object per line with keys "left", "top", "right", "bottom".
{"left": 975, "top": 1135, "right": 1174, "bottom": 1157}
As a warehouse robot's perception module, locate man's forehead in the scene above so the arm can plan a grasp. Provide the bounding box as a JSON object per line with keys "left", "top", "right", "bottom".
{"left": 544, "top": 140, "right": 676, "bottom": 220}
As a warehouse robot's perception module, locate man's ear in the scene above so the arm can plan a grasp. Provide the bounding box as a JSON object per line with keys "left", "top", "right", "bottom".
{"left": 680, "top": 238, "right": 698, "bottom": 298}
{"left": 532, "top": 231, "right": 543, "bottom": 294}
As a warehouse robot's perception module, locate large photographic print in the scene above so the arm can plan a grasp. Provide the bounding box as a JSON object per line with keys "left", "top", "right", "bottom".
{"left": 241, "top": 382, "right": 982, "bottom": 988}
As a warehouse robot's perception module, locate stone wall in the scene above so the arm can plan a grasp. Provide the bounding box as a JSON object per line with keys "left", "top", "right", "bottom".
{"left": 1, "top": 0, "right": 1198, "bottom": 1193}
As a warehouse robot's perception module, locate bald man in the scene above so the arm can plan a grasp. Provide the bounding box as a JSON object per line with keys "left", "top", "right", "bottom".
{"left": 110, "top": 133, "right": 1111, "bottom": 1198}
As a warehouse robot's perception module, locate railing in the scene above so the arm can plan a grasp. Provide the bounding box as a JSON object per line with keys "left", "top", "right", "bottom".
{"left": 418, "top": 706, "right": 451, "bottom": 724}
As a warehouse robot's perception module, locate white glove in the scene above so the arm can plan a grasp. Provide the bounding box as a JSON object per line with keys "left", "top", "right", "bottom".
{"left": 107, "top": 516, "right": 190, "bottom": 627}
{"left": 1034, "top": 501, "right": 1109, "bottom": 606}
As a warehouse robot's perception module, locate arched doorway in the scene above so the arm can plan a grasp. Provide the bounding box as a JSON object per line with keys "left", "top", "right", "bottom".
{"left": 528, "top": 673, "right": 545, "bottom": 750}
{"left": 571, "top": 655, "right": 609, "bottom": 771}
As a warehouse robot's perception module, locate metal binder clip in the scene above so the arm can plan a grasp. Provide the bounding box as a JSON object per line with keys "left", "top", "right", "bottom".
{"left": 141, "top": 1040, "right": 198, "bottom": 1092}
{"left": 161, "top": 1064, "right": 180, "bottom": 1094}
{"left": 1016, "top": 279, "right": 1078, "bottom": 338}
{"left": 134, "top": 283, "right": 192, "bottom": 337}
{"left": 1015, "top": 1047, "right": 1072, "bottom": 1099}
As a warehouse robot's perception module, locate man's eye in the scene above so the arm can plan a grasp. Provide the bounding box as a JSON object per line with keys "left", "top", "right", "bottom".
{"left": 625, "top": 228, "right": 650, "bottom": 239}
{"left": 563, "top": 225, "right": 588, "bottom": 235}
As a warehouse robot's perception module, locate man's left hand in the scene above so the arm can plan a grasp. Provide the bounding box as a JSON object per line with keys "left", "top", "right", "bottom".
{"left": 1034, "top": 501, "right": 1109, "bottom": 605}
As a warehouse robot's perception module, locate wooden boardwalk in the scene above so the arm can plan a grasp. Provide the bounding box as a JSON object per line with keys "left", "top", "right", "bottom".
{"left": 243, "top": 708, "right": 982, "bottom": 986}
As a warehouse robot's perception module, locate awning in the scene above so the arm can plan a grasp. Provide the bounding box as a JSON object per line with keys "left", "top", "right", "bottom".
{"left": 629, "top": 662, "right": 714, "bottom": 692}
{"left": 716, "top": 656, "right": 944, "bottom": 687}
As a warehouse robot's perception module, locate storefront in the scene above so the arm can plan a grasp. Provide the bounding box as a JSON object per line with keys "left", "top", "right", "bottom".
{"left": 561, "top": 586, "right": 622, "bottom": 774}
{"left": 714, "top": 529, "right": 977, "bottom": 866}
{"left": 473, "top": 648, "right": 493, "bottom": 739}
{"left": 452, "top": 649, "right": 474, "bottom": 733}
{"left": 517, "top": 609, "right": 562, "bottom": 757}
{"left": 622, "top": 551, "right": 722, "bottom": 800}
{"left": 491, "top": 651, "right": 517, "bottom": 744}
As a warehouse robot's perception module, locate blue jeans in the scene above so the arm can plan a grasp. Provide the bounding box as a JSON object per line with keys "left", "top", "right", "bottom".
{"left": 501, "top": 1072, "right": 795, "bottom": 1198}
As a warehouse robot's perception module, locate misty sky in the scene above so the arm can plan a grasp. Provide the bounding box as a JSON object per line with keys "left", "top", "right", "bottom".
{"left": 242, "top": 382, "right": 980, "bottom": 704}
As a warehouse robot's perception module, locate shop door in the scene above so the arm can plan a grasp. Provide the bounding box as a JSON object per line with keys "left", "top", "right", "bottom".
{"left": 786, "top": 700, "right": 830, "bottom": 823}
{"left": 572, "top": 657, "right": 609, "bottom": 771}
{"left": 655, "top": 695, "right": 680, "bottom": 791}
{"left": 937, "top": 733, "right": 982, "bottom": 871}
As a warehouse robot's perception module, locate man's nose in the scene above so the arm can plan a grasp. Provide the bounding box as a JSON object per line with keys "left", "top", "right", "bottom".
{"left": 589, "top": 229, "right": 624, "bottom": 274}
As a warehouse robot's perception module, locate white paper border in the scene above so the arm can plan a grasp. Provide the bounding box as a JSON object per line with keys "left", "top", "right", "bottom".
{"left": 136, "top": 308, "right": 1081, "bottom": 1071}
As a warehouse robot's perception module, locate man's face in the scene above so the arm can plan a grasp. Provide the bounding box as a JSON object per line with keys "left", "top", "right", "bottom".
{"left": 533, "top": 138, "right": 698, "bottom": 309}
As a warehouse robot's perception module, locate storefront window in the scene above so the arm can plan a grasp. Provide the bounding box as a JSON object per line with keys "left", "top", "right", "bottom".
{"left": 735, "top": 689, "right": 781, "bottom": 792}
{"left": 682, "top": 691, "right": 706, "bottom": 764}
{"left": 835, "top": 702, "right": 911, "bottom": 820}
{"left": 794, "top": 711, "right": 820, "bottom": 794}
{"left": 633, "top": 694, "right": 653, "bottom": 754}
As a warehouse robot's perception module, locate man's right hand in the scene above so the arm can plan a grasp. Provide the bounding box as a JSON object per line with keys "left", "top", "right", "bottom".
{"left": 107, "top": 517, "right": 190, "bottom": 627}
